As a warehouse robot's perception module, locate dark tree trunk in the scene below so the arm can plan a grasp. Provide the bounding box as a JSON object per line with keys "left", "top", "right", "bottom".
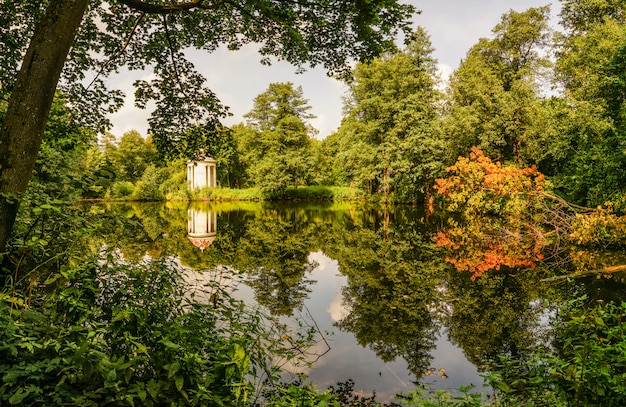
{"left": 0, "top": 0, "right": 88, "bottom": 253}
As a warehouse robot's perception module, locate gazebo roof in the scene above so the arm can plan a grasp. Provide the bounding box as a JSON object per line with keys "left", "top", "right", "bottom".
{"left": 188, "top": 236, "right": 216, "bottom": 251}
{"left": 188, "top": 150, "right": 216, "bottom": 163}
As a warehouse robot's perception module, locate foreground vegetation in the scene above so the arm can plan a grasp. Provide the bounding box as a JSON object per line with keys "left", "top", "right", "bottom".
{"left": 3, "top": 246, "right": 625, "bottom": 406}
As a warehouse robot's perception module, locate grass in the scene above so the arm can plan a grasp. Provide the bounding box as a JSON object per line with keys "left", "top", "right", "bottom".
{"left": 187, "top": 185, "right": 361, "bottom": 201}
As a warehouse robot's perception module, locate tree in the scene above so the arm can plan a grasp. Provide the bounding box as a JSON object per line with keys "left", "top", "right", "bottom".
{"left": 333, "top": 28, "right": 444, "bottom": 202}
{"left": 238, "top": 83, "right": 317, "bottom": 195}
{"left": 244, "top": 83, "right": 316, "bottom": 132}
{"left": 541, "top": 0, "right": 626, "bottom": 204}
{"left": 443, "top": 7, "right": 552, "bottom": 164}
{"left": 0, "top": 0, "right": 415, "bottom": 253}
{"left": 105, "top": 130, "right": 157, "bottom": 183}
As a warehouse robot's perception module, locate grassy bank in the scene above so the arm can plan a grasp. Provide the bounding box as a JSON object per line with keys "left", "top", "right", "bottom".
{"left": 185, "top": 185, "right": 361, "bottom": 201}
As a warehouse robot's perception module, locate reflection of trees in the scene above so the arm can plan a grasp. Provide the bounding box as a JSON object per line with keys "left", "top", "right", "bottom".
{"left": 236, "top": 208, "right": 319, "bottom": 316}
{"left": 84, "top": 202, "right": 169, "bottom": 262}
{"left": 93, "top": 202, "right": 448, "bottom": 376}
{"left": 435, "top": 215, "right": 546, "bottom": 281}
{"left": 323, "top": 207, "right": 446, "bottom": 378}
{"left": 91, "top": 200, "right": 626, "bottom": 387}
{"left": 91, "top": 202, "right": 331, "bottom": 317}
{"left": 441, "top": 270, "right": 547, "bottom": 367}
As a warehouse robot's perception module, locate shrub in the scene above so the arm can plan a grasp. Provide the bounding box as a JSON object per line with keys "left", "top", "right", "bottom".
{"left": 486, "top": 298, "right": 626, "bottom": 407}
{"left": 0, "top": 258, "right": 280, "bottom": 406}
{"left": 131, "top": 165, "right": 167, "bottom": 201}
{"left": 108, "top": 181, "right": 136, "bottom": 199}
{"left": 283, "top": 186, "right": 360, "bottom": 200}
{"left": 160, "top": 162, "right": 189, "bottom": 201}
{"left": 569, "top": 206, "right": 626, "bottom": 248}
{"left": 434, "top": 147, "right": 546, "bottom": 218}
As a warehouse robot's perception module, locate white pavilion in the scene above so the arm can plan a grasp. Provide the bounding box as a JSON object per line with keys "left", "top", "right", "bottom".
{"left": 187, "top": 152, "right": 216, "bottom": 190}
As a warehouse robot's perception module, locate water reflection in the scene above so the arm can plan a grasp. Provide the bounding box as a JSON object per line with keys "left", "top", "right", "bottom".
{"left": 187, "top": 206, "right": 217, "bottom": 251}
{"left": 84, "top": 201, "right": 626, "bottom": 402}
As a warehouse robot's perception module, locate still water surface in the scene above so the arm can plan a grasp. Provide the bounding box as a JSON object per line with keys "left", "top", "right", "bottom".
{"left": 87, "top": 200, "right": 626, "bottom": 402}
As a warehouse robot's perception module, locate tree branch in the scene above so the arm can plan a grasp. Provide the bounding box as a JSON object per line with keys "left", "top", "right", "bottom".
{"left": 162, "top": 13, "right": 188, "bottom": 99}
{"left": 116, "top": 0, "right": 223, "bottom": 14}
{"left": 86, "top": 12, "right": 146, "bottom": 91}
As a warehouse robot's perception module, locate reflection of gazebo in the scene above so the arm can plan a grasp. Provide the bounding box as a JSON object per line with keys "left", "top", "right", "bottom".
{"left": 187, "top": 208, "right": 217, "bottom": 251}
{"left": 187, "top": 152, "right": 216, "bottom": 190}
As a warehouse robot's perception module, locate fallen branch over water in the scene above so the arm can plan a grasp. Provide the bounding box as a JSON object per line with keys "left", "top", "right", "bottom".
{"left": 541, "top": 264, "right": 626, "bottom": 282}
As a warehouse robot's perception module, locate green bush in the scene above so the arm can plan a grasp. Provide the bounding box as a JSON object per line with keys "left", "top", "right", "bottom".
{"left": 282, "top": 186, "right": 359, "bottom": 200}
{"left": 193, "top": 187, "right": 265, "bottom": 201}
{"left": 0, "top": 259, "right": 272, "bottom": 406}
{"left": 160, "top": 160, "right": 189, "bottom": 201}
{"left": 108, "top": 181, "right": 136, "bottom": 198}
{"left": 485, "top": 297, "right": 626, "bottom": 407}
{"left": 131, "top": 165, "right": 167, "bottom": 201}
{"left": 187, "top": 186, "right": 360, "bottom": 201}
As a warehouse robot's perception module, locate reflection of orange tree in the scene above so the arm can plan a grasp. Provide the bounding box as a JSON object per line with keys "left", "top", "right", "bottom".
{"left": 434, "top": 148, "right": 548, "bottom": 280}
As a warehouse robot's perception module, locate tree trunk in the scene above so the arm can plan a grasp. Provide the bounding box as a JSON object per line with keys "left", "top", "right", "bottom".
{"left": 0, "top": 0, "right": 88, "bottom": 253}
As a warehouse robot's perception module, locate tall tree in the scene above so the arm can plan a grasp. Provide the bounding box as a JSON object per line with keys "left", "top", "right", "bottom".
{"left": 0, "top": 0, "right": 415, "bottom": 253}
{"left": 334, "top": 28, "right": 443, "bottom": 202}
{"left": 443, "top": 7, "right": 552, "bottom": 164}
{"left": 543, "top": 0, "right": 626, "bottom": 204}
{"left": 238, "top": 83, "right": 317, "bottom": 194}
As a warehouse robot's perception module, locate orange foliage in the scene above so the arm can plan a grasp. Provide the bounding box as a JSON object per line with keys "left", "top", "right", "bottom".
{"left": 434, "top": 147, "right": 548, "bottom": 280}
{"left": 435, "top": 147, "right": 545, "bottom": 217}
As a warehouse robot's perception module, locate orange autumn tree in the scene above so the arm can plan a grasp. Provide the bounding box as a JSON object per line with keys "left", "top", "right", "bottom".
{"left": 434, "top": 147, "right": 548, "bottom": 279}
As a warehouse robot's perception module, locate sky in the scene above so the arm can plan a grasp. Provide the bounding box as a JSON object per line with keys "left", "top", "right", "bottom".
{"left": 108, "top": 0, "right": 561, "bottom": 140}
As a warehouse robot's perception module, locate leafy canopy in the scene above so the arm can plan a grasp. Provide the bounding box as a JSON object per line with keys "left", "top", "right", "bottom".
{"left": 0, "top": 0, "right": 416, "bottom": 154}
{"left": 330, "top": 27, "right": 444, "bottom": 201}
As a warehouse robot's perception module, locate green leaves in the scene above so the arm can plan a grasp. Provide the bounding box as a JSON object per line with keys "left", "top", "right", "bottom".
{"left": 0, "top": 258, "right": 283, "bottom": 406}
{"left": 331, "top": 28, "right": 444, "bottom": 202}
{"left": 444, "top": 7, "right": 551, "bottom": 165}
{"left": 485, "top": 298, "right": 626, "bottom": 406}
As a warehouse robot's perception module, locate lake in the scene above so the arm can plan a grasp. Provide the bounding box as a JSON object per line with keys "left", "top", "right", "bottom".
{"left": 85, "top": 200, "right": 626, "bottom": 402}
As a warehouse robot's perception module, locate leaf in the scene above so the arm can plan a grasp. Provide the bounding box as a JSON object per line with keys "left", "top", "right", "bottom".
{"left": 594, "top": 316, "right": 606, "bottom": 327}
{"left": 43, "top": 273, "right": 62, "bottom": 285}
{"left": 130, "top": 340, "right": 147, "bottom": 354}
{"left": 9, "top": 386, "right": 33, "bottom": 405}
{"left": 175, "top": 375, "right": 184, "bottom": 392}
{"left": 160, "top": 339, "right": 179, "bottom": 350}
{"left": 496, "top": 382, "right": 511, "bottom": 393}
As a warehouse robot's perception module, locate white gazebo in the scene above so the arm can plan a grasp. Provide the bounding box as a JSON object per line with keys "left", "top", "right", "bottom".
{"left": 187, "top": 152, "right": 217, "bottom": 190}
{"left": 187, "top": 207, "right": 217, "bottom": 251}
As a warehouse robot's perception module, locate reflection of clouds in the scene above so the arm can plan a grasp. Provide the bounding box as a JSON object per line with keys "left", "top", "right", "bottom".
{"left": 308, "top": 251, "right": 332, "bottom": 270}
{"left": 308, "top": 251, "right": 350, "bottom": 322}
{"left": 328, "top": 292, "right": 349, "bottom": 322}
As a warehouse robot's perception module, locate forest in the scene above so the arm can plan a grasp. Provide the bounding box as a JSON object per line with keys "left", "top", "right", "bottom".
{"left": 2, "top": 0, "right": 626, "bottom": 406}
{"left": 69, "top": 3, "right": 626, "bottom": 212}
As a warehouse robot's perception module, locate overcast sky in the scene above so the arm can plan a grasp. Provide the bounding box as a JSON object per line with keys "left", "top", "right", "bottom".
{"left": 108, "top": 0, "right": 561, "bottom": 139}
